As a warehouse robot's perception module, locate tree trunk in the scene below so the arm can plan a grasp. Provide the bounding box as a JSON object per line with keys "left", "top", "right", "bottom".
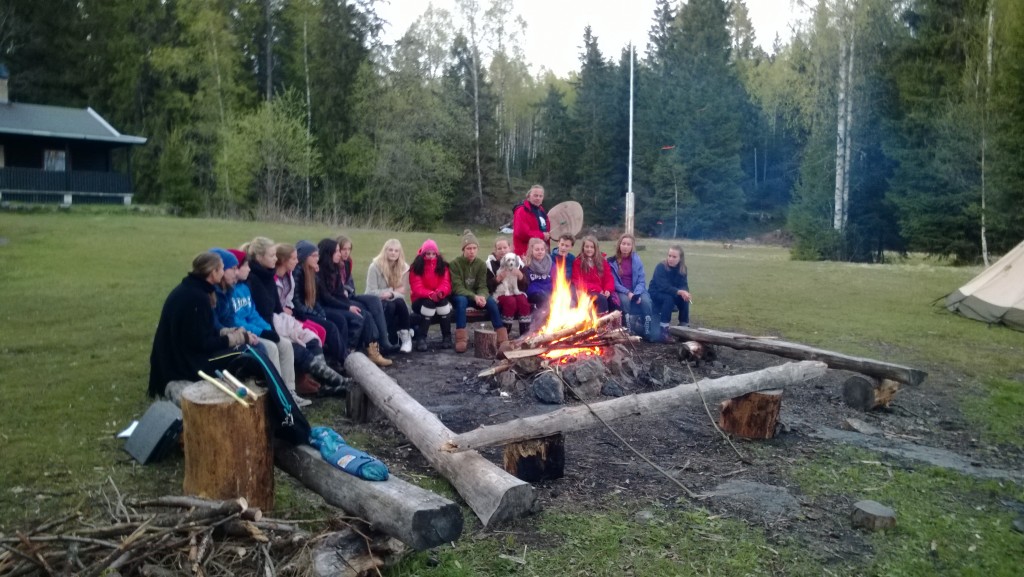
{"left": 181, "top": 382, "right": 274, "bottom": 510}
{"left": 344, "top": 353, "right": 536, "bottom": 526}
{"left": 503, "top": 434, "right": 565, "bottom": 482}
{"left": 841, "top": 30, "right": 854, "bottom": 230}
{"left": 833, "top": 29, "right": 848, "bottom": 231}
{"left": 443, "top": 361, "right": 827, "bottom": 453}
{"left": 474, "top": 328, "right": 498, "bottom": 359}
{"left": 841, "top": 376, "right": 901, "bottom": 411}
{"left": 667, "top": 325, "right": 926, "bottom": 386}
{"left": 718, "top": 389, "right": 782, "bottom": 439}
{"left": 274, "top": 443, "right": 463, "bottom": 550}
{"left": 981, "top": 0, "right": 994, "bottom": 267}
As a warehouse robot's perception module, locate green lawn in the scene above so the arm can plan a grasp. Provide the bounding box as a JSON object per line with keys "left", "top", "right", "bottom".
{"left": 1, "top": 210, "right": 1021, "bottom": 575}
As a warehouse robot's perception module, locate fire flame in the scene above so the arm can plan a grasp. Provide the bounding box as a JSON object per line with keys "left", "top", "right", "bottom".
{"left": 538, "top": 260, "right": 603, "bottom": 359}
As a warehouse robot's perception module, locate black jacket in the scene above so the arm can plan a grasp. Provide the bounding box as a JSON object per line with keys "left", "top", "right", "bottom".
{"left": 148, "top": 274, "right": 231, "bottom": 397}
{"left": 248, "top": 261, "right": 282, "bottom": 324}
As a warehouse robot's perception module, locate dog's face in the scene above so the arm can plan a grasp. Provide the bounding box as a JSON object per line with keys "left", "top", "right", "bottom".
{"left": 500, "top": 253, "right": 518, "bottom": 271}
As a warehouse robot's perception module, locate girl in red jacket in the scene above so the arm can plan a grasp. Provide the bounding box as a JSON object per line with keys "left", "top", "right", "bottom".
{"left": 572, "top": 235, "right": 615, "bottom": 314}
{"left": 408, "top": 239, "right": 453, "bottom": 351}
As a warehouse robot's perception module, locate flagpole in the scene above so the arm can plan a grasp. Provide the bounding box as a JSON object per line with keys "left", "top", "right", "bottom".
{"left": 625, "top": 42, "right": 635, "bottom": 236}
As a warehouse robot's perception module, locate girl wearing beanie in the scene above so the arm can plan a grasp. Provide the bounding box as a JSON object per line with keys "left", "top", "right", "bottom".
{"left": 291, "top": 241, "right": 352, "bottom": 371}
{"left": 408, "top": 239, "right": 453, "bottom": 351}
{"left": 451, "top": 230, "right": 506, "bottom": 352}
{"left": 366, "top": 239, "right": 413, "bottom": 353}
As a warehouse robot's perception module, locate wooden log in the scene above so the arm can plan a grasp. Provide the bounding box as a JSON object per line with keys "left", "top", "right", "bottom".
{"left": 842, "top": 376, "right": 902, "bottom": 411}
{"left": 667, "top": 326, "right": 926, "bottom": 386}
{"left": 717, "top": 389, "right": 783, "bottom": 439}
{"left": 345, "top": 353, "right": 536, "bottom": 526}
{"left": 311, "top": 528, "right": 407, "bottom": 577}
{"left": 181, "top": 382, "right": 274, "bottom": 510}
{"left": 503, "top": 434, "right": 565, "bottom": 482}
{"left": 274, "top": 443, "right": 463, "bottom": 550}
{"left": 443, "top": 361, "right": 828, "bottom": 453}
{"left": 474, "top": 328, "right": 498, "bottom": 359}
{"left": 346, "top": 381, "right": 378, "bottom": 423}
{"left": 524, "top": 310, "right": 621, "bottom": 349}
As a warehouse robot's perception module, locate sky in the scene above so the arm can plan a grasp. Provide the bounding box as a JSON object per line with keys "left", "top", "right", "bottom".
{"left": 375, "top": 0, "right": 809, "bottom": 77}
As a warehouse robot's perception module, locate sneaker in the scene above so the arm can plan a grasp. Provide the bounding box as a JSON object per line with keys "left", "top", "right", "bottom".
{"left": 292, "top": 393, "right": 313, "bottom": 408}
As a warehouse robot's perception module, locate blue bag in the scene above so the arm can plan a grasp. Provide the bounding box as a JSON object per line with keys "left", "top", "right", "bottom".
{"left": 310, "top": 426, "right": 389, "bottom": 481}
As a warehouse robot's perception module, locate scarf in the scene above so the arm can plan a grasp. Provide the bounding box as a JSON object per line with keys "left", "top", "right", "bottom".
{"left": 529, "top": 253, "right": 552, "bottom": 276}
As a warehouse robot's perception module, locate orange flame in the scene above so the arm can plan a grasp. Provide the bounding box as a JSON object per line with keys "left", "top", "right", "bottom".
{"left": 538, "top": 260, "right": 602, "bottom": 358}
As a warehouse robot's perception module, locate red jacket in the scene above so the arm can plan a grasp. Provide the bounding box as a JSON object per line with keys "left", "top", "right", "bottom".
{"left": 573, "top": 255, "right": 614, "bottom": 294}
{"left": 409, "top": 259, "right": 452, "bottom": 302}
{"left": 512, "top": 200, "right": 549, "bottom": 257}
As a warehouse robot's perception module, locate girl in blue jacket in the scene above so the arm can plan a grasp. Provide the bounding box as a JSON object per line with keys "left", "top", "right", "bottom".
{"left": 609, "top": 233, "right": 655, "bottom": 341}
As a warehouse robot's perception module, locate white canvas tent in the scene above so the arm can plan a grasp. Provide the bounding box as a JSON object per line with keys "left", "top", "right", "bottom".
{"left": 945, "top": 240, "right": 1024, "bottom": 331}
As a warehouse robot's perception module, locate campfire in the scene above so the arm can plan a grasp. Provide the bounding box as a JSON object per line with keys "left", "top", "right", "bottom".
{"left": 480, "top": 261, "right": 640, "bottom": 387}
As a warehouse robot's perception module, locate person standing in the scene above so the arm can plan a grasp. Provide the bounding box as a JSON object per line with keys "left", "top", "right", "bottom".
{"left": 450, "top": 230, "right": 506, "bottom": 352}
{"left": 512, "top": 184, "right": 550, "bottom": 257}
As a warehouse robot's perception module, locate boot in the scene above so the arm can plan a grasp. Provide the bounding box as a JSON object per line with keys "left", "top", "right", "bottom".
{"left": 454, "top": 328, "right": 469, "bottom": 353}
{"left": 398, "top": 329, "right": 413, "bottom": 353}
{"left": 518, "top": 317, "right": 531, "bottom": 338}
{"left": 414, "top": 317, "right": 430, "bottom": 352}
{"left": 295, "top": 373, "right": 321, "bottom": 397}
{"left": 309, "top": 355, "right": 351, "bottom": 396}
{"left": 367, "top": 342, "right": 393, "bottom": 367}
{"left": 439, "top": 315, "right": 453, "bottom": 349}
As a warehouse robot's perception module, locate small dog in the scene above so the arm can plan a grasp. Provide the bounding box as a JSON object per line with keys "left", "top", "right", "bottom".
{"left": 493, "top": 252, "right": 522, "bottom": 298}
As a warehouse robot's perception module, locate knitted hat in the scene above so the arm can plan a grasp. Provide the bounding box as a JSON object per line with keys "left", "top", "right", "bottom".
{"left": 461, "top": 229, "right": 479, "bottom": 250}
{"left": 209, "top": 247, "right": 238, "bottom": 270}
{"left": 295, "top": 240, "right": 318, "bottom": 263}
{"left": 227, "top": 249, "right": 247, "bottom": 267}
{"left": 419, "top": 239, "right": 439, "bottom": 256}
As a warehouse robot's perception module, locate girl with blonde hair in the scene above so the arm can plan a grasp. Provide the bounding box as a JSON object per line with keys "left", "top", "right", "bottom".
{"left": 366, "top": 239, "right": 413, "bottom": 353}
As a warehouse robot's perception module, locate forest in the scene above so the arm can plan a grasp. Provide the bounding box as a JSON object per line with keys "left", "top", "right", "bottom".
{"left": 2, "top": 0, "right": 1022, "bottom": 262}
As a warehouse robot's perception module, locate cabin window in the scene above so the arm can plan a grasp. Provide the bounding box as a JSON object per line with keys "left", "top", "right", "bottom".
{"left": 44, "top": 150, "right": 66, "bottom": 171}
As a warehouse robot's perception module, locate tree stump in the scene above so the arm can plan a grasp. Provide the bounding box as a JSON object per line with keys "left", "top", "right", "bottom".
{"left": 474, "top": 328, "right": 498, "bottom": 359}
{"left": 503, "top": 434, "right": 565, "bottom": 482}
{"left": 842, "top": 376, "right": 901, "bottom": 412}
{"left": 181, "top": 382, "right": 274, "bottom": 510}
{"left": 346, "top": 383, "right": 378, "bottom": 424}
{"left": 717, "top": 389, "right": 783, "bottom": 439}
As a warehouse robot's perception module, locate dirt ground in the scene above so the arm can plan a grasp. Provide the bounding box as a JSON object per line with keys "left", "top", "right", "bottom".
{"left": 329, "top": 328, "right": 1023, "bottom": 563}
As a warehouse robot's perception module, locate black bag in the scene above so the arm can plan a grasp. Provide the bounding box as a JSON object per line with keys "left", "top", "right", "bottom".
{"left": 227, "top": 345, "right": 312, "bottom": 445}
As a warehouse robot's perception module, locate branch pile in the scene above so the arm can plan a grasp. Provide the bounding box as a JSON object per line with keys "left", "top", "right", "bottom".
{"left": 0, "top": 490, "right": 400, "bottom": 577}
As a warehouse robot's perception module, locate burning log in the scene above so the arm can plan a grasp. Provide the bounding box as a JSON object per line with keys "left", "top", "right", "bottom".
{"left": 524, "top": 310, "right": 622, "bottom": 349}
{"left": 274, "top": 443, "right": 463, "bottom": 550}
{"left": 181, "top": 381, "right": 274, "bottom": 510}
{"left": 718, "top": 389, "right": 783, "bottom": 439}
{"left": 345, "top": 353, "right": 536, "bottom": 526}
{"left": 442, "top": 361, "right": 828, "bottom": 453}
{"left": 667, "top": 325, "right": 926, "bottom": 386}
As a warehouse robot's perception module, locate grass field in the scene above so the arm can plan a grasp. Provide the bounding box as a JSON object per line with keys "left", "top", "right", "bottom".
{"left": 1, "top": 210, "right": 1021, "bottom": 575}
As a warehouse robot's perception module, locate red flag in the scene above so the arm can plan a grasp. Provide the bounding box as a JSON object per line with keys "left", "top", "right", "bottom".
{"left": 661, "top": 145, "right": 675, "bottom": 150}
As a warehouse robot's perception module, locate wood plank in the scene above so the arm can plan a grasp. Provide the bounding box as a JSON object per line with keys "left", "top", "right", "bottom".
{"left": 667, "top": 326, "right": 926, "bottom": 386}
{"left": 442, "top": 361, "right": 828, "bottom": 453}
{"left": 274, "top": 443, "right": 463, "bottom": 550}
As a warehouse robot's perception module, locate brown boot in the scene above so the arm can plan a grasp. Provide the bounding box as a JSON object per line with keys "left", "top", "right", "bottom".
{"left": 454, "top": 328, "right": 469, "bottom": 353}
{"left": 367, "top": 342, "right": 393, "bottom": 367}
{"left": 295, "top": 373, "right": 322, "bottom": 397}
{"left": 495, "top": 327, "right": 509, "bottom": 347}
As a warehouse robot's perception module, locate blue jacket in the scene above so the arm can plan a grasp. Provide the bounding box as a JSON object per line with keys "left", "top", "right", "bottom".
{"left": 649, "top": 262, "right": 688, "bottom": 298}
{"left": 609, "top": 253, "right": 647, "bottom": 296}
{"left": 231, "top": 282, "right": 273, "bottom": 335}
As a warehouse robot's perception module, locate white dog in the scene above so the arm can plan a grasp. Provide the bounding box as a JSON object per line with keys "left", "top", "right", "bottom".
{"left": 493, "top": 252, "right": 523, "bottom": 298}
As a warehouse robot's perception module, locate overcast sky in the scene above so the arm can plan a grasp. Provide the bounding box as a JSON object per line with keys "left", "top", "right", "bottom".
{"left": 375, "top": 0, "right": 809, "bottom": 76}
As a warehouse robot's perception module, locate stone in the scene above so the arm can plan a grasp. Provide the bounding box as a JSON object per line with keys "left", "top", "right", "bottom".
{"left": 851, "top": 500, "right": 897, "bottom": 531}
{"left": 634, "top": 510, "right": 655, "bottom": 524}
{"left": 601, "top": 378, "right": 625, "bottom": 397}
{"left": 532, "top": 373, "right": 564, "bottom": 404}
{"left": 496, "top": 371, "right": 518, "bottom": 393}
{"left": 709, "top": 480, "right": 801, "bottom": 521}
{"left": 571, "top": 358, "right": 607, "bottom": 384}
{"left": 842, "top": 417, "right": 882, "bottom": 436}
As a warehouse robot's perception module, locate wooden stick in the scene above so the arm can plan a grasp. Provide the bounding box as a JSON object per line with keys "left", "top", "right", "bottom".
{"left": 524, "top": 311, "right": 621, "bottom": 348}
{"left": 478, "top": 363, "right": 514, "bottom": 378}
{"left": 219, "top": 370, "right": 257, "bottom": 398}
{"left": 197, "top": 371, "right": 250, "bottom": 407}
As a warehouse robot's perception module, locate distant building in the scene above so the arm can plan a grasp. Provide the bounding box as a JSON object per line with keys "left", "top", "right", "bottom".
{"left": 0, "top": 64, "right": 146, "bottom": 206}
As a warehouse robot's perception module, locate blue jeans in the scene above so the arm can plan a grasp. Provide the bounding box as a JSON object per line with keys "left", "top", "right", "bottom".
{"left": 617, "top": 291, "right": 654, "bottom": 339}
{"left": 652, "top": 293, "right": 689, "bottom": 325}
{"left": 453, "top": 295, "right": 504, "bottom": 329}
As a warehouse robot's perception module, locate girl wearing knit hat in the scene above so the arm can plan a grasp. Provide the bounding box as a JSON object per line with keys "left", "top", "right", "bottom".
{"left": 408, "top": 239, "right": 453, "bottom": 351}
{"left": 290, "top": 241, "right": 352, "bottom": 372}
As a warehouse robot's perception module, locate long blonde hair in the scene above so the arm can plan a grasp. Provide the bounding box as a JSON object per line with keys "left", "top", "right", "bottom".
{"left": 246, "top": 236, "right": 275, "bottom": 262}
{"left": 371, "top": 239, "right": 409, "bottom": 289}
{"left": 578, "top": 235, "right": 605, "bottom": 277}
{"left": 524, "top": 237, "right": 548, "bottom": 267}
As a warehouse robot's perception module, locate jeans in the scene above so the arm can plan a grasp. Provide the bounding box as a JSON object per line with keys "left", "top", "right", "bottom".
{"left": 617, "top": 291, "right": 654, "bottom": 339}
{"left": 652, "top": 293, "right": 689, "bottom": 325}
{"left": 354, "top": 294, "right": 392, "bottom": 347}
{"left": 380, "top": 298, "right": 411, "bottom": 343}
{"left": 452, "top": 294, "right": 504, "bottom": 329}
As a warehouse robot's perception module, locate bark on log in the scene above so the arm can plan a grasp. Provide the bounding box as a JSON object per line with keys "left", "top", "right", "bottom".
{"left": 524, "top": 311, "right": 621, "bottom": 348}
{"left": 503, "top": 434, "right": 565, "bottom": 482}
{"left": 274, "top": 443, "right": 463, "bottom": 550}
{"left": 443, "top": 361, "right": 828, "bottom": 453}
{"left": 842, "top": 376, "right": 901, "bottom": 411}
{"left": 717, "top": 389, "right": 783, "bottom": 439}
{"left": 181, "top": 382, "right": 274, "bottom": 510}
{"left": 474, "top": 329, "right": 498, "bottom": 359}
{"left": 667, "top": 326, "right": 926, "bottom": 386}
{"left": 345, "top": 353, "right": 536, "bottom": 526}
{"left": 346, "top": 382, "right": 379, "bottom": 424}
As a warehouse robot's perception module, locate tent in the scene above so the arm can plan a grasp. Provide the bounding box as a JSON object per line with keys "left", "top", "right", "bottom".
{"left": 945, "top": 239, "right": 1024, "bottom": 331}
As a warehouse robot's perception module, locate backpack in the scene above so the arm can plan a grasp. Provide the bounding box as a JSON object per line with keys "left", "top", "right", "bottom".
{"left": 227, "top": 345, "right": 312, "bottom": 445}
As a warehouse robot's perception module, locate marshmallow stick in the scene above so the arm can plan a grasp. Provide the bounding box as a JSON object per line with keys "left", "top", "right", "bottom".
{"left": 219, "top": 369, "right": 257, "bottom": 399}
{"left": 198, "top": 371, "right": 251, "bottom": 407}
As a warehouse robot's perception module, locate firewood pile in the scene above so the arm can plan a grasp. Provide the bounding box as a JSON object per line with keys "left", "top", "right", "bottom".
{"left": 480, "top": 311, "right": 639, "bottom": 378}
{"left": 0, "top": 490, "right": 401, "bottom": 577}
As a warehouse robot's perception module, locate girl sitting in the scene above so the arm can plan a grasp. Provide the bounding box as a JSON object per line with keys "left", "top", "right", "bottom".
{"left": 366, "top": 239, "right": 413, "bottom": 353}
{"left": 523, "top": 237, "right": 554, "bottom": 327}
{"left": 336, "top": 235, "right": 399, "bottom": 353}
{"left": 609, "top": 233, "right": 655, "bottom": 341}
{"left": 290, "top": 240, "right": 351, "bottom": 368}
{"left": 572, "top": 235, "right": 615, "bottom": 314}
{"left": 485, "top": 236, "right": 531, "bottom": 337}
{"left": 649, "top": 245, "right": 692, "bottom": 341}
{"left": 317, "top": 238, "right": 391, "bottom": 367}
{"left": 408, "top": 239, "right": 453, "bottom": 351}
